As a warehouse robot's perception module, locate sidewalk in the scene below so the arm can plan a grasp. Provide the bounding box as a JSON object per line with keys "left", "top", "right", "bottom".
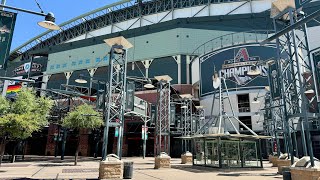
{"left": 0, "top": 156, "right": 282, "bottom": 180}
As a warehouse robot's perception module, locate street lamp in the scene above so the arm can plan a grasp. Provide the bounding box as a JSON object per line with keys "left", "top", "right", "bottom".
{"left": 0, "top": 4, "right": 60, "bottom": 30}
{"left": 144, "top": 79, "right": 155, "bottom": 89}
{"left": 38, "top": 12, "right": 60, "bottom": 30}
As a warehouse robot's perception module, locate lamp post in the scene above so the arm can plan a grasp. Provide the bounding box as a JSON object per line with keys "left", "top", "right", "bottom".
{"left": 0, "top": 4, "right": 60, "bottom": 30}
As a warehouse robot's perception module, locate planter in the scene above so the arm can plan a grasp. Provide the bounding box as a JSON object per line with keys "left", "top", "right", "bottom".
{"left": 155, "top": 153, "right": 171, "bottom": 169}
{"left": 290, "top": 167, "right": 320, "bottom": 180}
{"left": 270, "top": 156, "right": 279, "bottom": 167}
{"left": 277, "top": 159, "right": 291, "bottom": 174}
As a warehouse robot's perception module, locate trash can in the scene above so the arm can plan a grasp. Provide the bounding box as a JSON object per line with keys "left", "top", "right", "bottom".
{"left": 282, "top": 167, "right": 291, "bottom": 180}
{"left": 123, "top": 161, "right": 133, "bottom": 179}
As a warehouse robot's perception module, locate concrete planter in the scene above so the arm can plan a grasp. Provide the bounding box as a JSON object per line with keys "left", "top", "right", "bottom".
{"left": 99, "top": 154, "right": 123, "bottom": 180}
{"left": 270, "top": 156, "right": 279, "bottom": 167}
{"left": 277, "top": 159, "right": 291, "bottom": 174}
{"left": 291, "top": 167, "right": 320, "bottom": 180}
{"left": 181, "top": 152, "right": 193, "bottom": 164}
{"left": 155, "top": 153, "right": 171, "bottom": 169}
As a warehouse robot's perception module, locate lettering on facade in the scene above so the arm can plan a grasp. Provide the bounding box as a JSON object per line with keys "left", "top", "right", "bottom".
{"left": 219, "top": 48, "right": 268, "bottom": 86}
{"left": 12, "top": 62, "right": 42, "bottom": 75}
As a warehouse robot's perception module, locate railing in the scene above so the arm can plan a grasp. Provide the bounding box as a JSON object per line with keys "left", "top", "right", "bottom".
{"left": 191, "top": 30, "right": 275, "bottom": 59}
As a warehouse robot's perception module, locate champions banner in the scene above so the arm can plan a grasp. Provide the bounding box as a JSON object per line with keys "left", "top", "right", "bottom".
{"left": 200, "top": 45, "right": 277, "bottom": 96}
{"left": 0, "top": 11, "right": 17, "bottom": 69}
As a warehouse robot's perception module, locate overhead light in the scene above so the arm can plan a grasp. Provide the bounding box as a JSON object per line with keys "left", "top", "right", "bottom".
{"left": 104, "top": 36, "right": 133, "bottom": 54}
{"left": 75, "top": 74, "right": 87, "bottom": 84}
{"left": 195, "top": 106, "right": 204, "bottom": 109}
{"left": 252, "top": 97, "right": 260, "bottom": 104}
{"left": 181, "top": 105, "right": 187, "bottom": 109}
{"left": 305, "top": 89, "right": 315, "bottom": 94}
{"left": 38, "top": 12, "right": 60, "bottom": 30}
{"left": 265, "top": 86, "right": 270, "bottom": 91}
{"left": 180, "top": 94, "right": 193, "bottom": 99}
{"left": 154, "top": 75, "right": 172, "bottom": 83}
{"left": 212, "top": 72, "right": 220, "bottom": 89}
{"left": 144, "top": 79, "right": 154, "bottom": 89}
{"left": 247, "top": 65, "right": 261, "bottom": 76}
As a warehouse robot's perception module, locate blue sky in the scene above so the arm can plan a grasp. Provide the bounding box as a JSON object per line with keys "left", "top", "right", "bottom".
{"left": 5, "top": 0, "right": 118, "bottom": 51}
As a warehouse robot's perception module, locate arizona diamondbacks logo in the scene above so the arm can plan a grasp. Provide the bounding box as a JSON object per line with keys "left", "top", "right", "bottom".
{"left": 219, "top": 48, "right": 268, "bottom": 86}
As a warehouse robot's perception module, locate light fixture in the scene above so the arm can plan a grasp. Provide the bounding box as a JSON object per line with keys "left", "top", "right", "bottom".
{"left": 75, "top": 74, "right": 87, "bottom": 84}
{"left": 104, "top": 36, "right": 133, "bottom": 54}
{"left": 38, "top": 12, "right": 60, "bottom": 30}
{"left": 154, "top": 75, "right": 172, "bottom": 83}
{"left": 252, "top": 97, "right": 260, "bottom": 104}
{"left": 144, "top": 79, "right": 154, "bottom": 89}
{"left": 180, "top": 94, "right": 193, "bottom": 99}
{"left": 265, "top": 86, "right": 270, "bottom": 91}
{"left": 305, "top": 89, "right": 315, "bottom": 94}
{"left": 247, "top": 65, "right": 261, "bottom": 76}
{"left": 212, "top": 71, "right": 220, "bottom": 89}
{"left": 181, "top": 105, "right": 187, "bottom": 109}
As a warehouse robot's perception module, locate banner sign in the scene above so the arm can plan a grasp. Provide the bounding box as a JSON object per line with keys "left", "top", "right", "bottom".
{"left": 150, "top": 104, "right": 156, "bottom": 124}
{"left": 0, "top": 11, "right": 17, "bottom": 69}
{"left": 268, "top": 62, "right": 281, "bottom": 100}
{"left": 313, "top": 50, "right": 320, "bottom": 89}
{"left": 170, "top": 103, "right": 176, "bottom": 125}
{"left": 142, "top": 125, "right": 148, "bottom": 140}
{"left": 126, "top": 81, "right": 135, "bottom": 111}
{"left": 12, "top": 62, "right": 42, "bottom": 76}
{"left": 200, "top": 45, "right": 277, "bottom": 96}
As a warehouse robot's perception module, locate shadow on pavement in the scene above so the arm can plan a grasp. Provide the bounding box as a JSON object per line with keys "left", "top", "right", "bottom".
{"left": 171, "top": 164, "right": 279, "bottom": 175}
{"left": 217, "top": 172, "right": 279, "bottom": 177}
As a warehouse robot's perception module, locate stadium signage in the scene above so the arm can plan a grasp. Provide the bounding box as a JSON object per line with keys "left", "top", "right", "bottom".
{"left": 12, "top": 62, "right": 42, "bottom": 76}
{"left": 220, "top": 48, "right": 268, "bottom": 86}
{"left": 200, "top": 45, "right": 277, "bottom": 96}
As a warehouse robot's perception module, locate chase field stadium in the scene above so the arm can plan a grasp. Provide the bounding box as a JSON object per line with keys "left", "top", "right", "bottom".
{"left": 1, "top": 0, "right": 320, "bottom": 158}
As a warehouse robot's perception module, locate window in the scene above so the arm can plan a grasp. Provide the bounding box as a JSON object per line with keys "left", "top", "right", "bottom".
{"left": 239, "top": 116, "right": 252, "bottom": 131}
{"left": 237, "top": 94, "right": 250, "bottom": 112}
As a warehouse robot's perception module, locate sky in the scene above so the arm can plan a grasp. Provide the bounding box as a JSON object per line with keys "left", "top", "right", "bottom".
{"left": 5, "top": 0, "right": 118, "bottom": 51}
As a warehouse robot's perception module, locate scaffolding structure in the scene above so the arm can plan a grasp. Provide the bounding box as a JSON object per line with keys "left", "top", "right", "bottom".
{"left": 271, "top": 8, "right": 320, "bottom": 166}
{"left": 102, "top": 44, "right": 128, "bottom": 160}
{"left": 154, "top": 78, "right": 171, "bottom": 156}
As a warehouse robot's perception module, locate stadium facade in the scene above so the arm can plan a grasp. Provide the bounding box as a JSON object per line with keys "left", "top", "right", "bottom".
{"left": 1, "top": 0, "right": 320, "bottom": 158}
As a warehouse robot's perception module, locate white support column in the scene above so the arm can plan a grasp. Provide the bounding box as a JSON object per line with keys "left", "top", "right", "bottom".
{"left": 40, "top": 74, "right": 51, "bottom": 96}
{"left": 173, "top": 55, "right": 181, "bottom": 84}
{"left": 64, "top": 72, "right": 73, "bottom": 90}
{"left": 88, "top": 68, "right": 97, "bottom": 95}
{"left": 186, "top": 55, "right": 191, "bottom": 84}
{"left": 142, "top": 59, "right": 153, "bottom": 78}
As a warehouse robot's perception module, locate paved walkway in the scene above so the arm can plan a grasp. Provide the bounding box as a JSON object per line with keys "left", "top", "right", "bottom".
{"left": 0, "top": 156, "right": 282, "bottom": 180}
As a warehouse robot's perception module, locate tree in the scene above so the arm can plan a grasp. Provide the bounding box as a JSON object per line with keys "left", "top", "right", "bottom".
{"left": 62, "top": 104, "right": 103, "bottom": 165}
{"left": 0, "top": 88, "right": 53, "bottom": 165}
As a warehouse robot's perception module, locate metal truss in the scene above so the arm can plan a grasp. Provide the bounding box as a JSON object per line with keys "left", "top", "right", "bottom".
{"left": 196, "top": 76, "right": 257, "bottom": 135}
{"left": 154, "top": 81, "right": 171, "bottom": 156}
{"left": 102, "top": 48, "right": 128, "bottom": 159}
{"left": 11, "top": 0, "right": 256, "bottom": 61}
{"left": 272, "top": 8, "right": 320, "bottom": 165}
{"left": 194, "top": 107, "right": 205, "bottom": 133}
{"left": 181, "top": 98, "right": 193, "bottom": 152}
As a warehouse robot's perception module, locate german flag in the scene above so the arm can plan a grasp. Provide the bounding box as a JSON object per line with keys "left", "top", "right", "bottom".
{"left": 6, "top": 84, "right": 21, "bottom": 94}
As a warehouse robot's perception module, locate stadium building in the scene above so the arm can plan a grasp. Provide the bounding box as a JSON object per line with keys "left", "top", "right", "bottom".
{"left": 1, "top": 0, "right": 320, "bottom": 158}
